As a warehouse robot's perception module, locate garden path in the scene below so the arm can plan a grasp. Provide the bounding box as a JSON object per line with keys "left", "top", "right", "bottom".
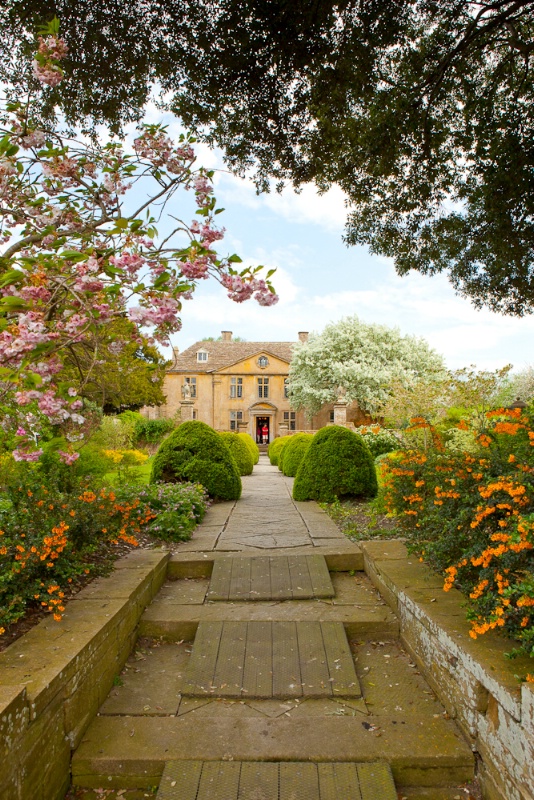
{"left": 71, "top": 456, "right": 475, "bottom": 799}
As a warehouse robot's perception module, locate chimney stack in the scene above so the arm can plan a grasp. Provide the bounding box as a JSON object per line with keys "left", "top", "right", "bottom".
{"left": 298, "top": 331, "right": 309, "bottom": 343}
{"left": 221, "top": 331, "right": 233, "bottom": 342}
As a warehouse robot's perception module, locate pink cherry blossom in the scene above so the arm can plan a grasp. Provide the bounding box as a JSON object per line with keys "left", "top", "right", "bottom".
{"left": 58, "top": 450, "right": 80, "bottom": 465}
{"left": 13, "top": 448, "right": 44, "bottom": 462}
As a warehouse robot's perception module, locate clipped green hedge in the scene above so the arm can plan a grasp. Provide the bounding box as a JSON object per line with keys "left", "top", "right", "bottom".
{"left": 268, "top": 436, "right": 289, "bottom": 466}
{"left": 220, "top": 432, "right": 254, "bottom": 475}
{"left": 281, "top": 433, "right": 314, "bottom": 477}
{"left": 293, "top": 425, "right": 377, "bottom": 502}
{"left": 151, "top": 421, "right": 241, "bottom": 501}
{"left": 238, "top": 432, "right": 259, "bottom": 464}
{"left": 277, "top": 438, "right": 290, "bottom": 472}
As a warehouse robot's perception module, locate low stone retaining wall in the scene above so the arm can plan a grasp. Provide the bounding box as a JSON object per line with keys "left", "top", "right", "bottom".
{"left": 0, "top": 549, "right": 169, "bottom": 800}
{"left": 361, "top": 540, "right": 534, "bottom": 800}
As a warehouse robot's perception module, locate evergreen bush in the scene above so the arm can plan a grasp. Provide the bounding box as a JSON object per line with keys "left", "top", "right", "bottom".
{"left": 151, "top": 421, "right": 241, "bottom": 500}
{"left": 220, "top": 432, "right": 254, "bottom": 475}
{"left": 238, "top": 432, "right": 260, "bottom": 464}
{"left": 268, "top": 436, "right": 289, "bottom": 466}
{"left": 293, "top": 425, "right": 378, "bottom": 502}
{"left": 277, "top": 435, "right": 294, "bottom": 473}
{"left": 280, "top": 433, "right": 314, "bottom": 477}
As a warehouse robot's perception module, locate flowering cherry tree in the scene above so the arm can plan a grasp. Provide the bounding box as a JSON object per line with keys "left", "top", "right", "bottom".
{"left": 0, "top": 20, "right": 278, "bottom": 463}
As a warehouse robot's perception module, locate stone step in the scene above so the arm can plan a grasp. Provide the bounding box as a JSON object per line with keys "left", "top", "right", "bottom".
{"left": 206, "top": 554, "right": 335, "bottom": 601}
{"left": 71, "top": 714, "right": 474, "bottom": 789}
{"left": 167, "top": 548, "right": 364, "bottom": 579}
{"left": 156, "top": 759, "right": 398, "bottom": 799}
{"left": 181, "top": 621, "right": 361, "bottom": 699}
{"left": 139, "top": 598, "right": 399, "bottom": 641}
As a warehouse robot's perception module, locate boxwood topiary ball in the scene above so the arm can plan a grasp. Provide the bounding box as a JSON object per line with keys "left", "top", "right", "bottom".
{"left": 276, "top": 437, "right": 293, "bottom": 472}
{"left": 293, "top": 425, "right": 377, "bottom": 502}
{"left": 220, "top": 431, "right": 254, "bottom": 475}
{"left": 268, "top": 436, "right": 289, "bottom": 466}
{"left": 151, "top": 420, "right": 241, "bottom": 501}
{"left": 281, "top": 433, "right": 314, "bottom": 477}
{"left": 237, "top": 432, "right": 260, "bottom": 464}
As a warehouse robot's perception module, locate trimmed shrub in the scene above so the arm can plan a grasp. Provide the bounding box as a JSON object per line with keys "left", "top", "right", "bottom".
{"left": 151, "top": 421, "right": 241, "bottom": 501}
{"left": 268, "top": 436, "right": 289, "bottom": 466}
{"left": 238, "top": 432, "right": 260, "bottom": 464}
{"left": 220, "top": 432, "right": 254, "bottom": 475}
{"left": 293, "top": 425, "right": 378, "bottom": 502}
{"left": 281, "top": 433, "right": 314, "bottom": 477}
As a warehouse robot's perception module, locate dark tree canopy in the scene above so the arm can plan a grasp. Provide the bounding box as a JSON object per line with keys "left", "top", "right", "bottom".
{"left": 59, "top": 317, "right": 168, "bottom": 413}
{"left": 2, "top": 1, "right": 534, "bottom": 313}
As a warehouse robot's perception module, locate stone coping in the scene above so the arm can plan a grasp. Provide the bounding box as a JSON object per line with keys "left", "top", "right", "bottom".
{"left": 0, "top": 549, "right": 169, "bottom": 800}
{"left": 360, "top": 539, "right": 534, "bottom": 800}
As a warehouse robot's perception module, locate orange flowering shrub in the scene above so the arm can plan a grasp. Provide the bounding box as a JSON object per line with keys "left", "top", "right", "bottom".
{"left": 0, "top": 477, "right": 156, "bottom": 632}
{"left": 382, "top": 406, "right": 534, "bottom": 659}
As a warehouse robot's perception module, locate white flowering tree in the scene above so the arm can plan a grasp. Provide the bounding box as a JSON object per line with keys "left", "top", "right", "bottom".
{"left": 0, "top": 20, "right": 278, "bottom": 462}
{"left": 288, "top": 316, "right": 445, "bottom": 417}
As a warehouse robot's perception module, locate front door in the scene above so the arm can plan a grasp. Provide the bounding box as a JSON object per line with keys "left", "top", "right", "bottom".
{"left": 256, "top": 416, "right": 270, "bottom": 444}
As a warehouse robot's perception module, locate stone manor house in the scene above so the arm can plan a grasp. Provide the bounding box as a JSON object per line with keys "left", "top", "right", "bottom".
{"left": 145, "top": 331, "right": 370, "bottom": 444}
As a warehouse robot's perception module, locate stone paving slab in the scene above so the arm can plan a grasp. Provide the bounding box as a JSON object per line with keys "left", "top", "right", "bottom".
{"left": 71, "top": 714, "right": 474, "bottom": 788}
{"left": 181, "top": 621, "right": 361, "bottom": 699}
{"left": 156, "top": 760, "right": 397, "bottom": 800}
{"left": 139, "top": 598, "right": 399, "bottom": 642}
{"left": 206, "top": 555, "right": 334, "bottom": 601}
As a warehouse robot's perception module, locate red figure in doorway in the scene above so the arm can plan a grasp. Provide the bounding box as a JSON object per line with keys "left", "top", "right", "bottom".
{"left": 261, "top": 423, "right": 268, "bottom": 444}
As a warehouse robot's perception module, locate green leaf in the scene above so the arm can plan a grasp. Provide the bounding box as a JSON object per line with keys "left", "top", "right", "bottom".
{"left": 0, "top": 366, "right": 17, "bottom": 380}
{"left": 0, "top": 270, "right": 24, "bottom": 288}
{"left": 114, "top": 218, "right": 128, "bottom": 229}
{"left": 61, "top": 250, "right": 88, "bottom": 263}
{"left": 228, "top": 254, "right": 243, "bottom": 264}
{"left": 215, "top": 208, "right": 225, "bottom": 215}
{"left": 24, "top": 372, "right": 43, "bottom": 389}
{"left": 0, "top": 296, "right": 28, "bottom": 310}
{"left": 153, "top": 272, "right": 170, "bottom": 289}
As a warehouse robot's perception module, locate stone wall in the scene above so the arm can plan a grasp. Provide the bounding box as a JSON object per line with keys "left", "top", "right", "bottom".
{"left": 0, "top": 549, "right": 169, "bottom": 800}
{"left": 360, "top": 540, "right": 534, "bottom": 800}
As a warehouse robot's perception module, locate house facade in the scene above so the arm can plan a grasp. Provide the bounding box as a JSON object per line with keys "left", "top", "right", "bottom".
{"left": 144, "top": 331, "right": 370, "bottom": 442}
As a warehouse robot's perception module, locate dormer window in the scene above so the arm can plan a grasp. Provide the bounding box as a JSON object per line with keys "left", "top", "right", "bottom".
{"left": 197, "top": 350, "right": 208, "bottom": 363}
{"left": 257, "top": 356, "right": 269, "bottom": 368}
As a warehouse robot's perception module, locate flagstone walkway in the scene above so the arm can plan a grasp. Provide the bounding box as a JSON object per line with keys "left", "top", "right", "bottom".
{"left": 71, "top": 456, "right": 475, "bottom": 799}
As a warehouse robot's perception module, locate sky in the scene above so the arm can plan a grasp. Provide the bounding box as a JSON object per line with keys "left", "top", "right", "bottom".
{"left": 128, "top": 111, "right": 534, "bottom": 373}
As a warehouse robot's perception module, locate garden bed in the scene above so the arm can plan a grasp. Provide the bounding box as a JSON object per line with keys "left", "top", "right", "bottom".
{"left": 360, "top": 539, "right": 534, "bottom": 800}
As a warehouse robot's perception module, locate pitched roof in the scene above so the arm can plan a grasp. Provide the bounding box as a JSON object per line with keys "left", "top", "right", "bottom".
{"left": 169, "top": 340, "right": 296, "bottom": 373}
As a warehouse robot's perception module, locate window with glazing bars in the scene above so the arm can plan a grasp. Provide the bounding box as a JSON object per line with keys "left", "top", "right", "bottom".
{"left": 230, "top": 411, "right": 243, "bottom": 430}
{"left": 257, "top": 377, "right": 269, "bottom": 398}
{"left": 184, "top": 376, "right": 197, "bottom": 397}
{"left": 230, "top": 377, "right": 243, "bottom": 398}
{"left": 283, "top": 411, "right": 296, "bottom": 431}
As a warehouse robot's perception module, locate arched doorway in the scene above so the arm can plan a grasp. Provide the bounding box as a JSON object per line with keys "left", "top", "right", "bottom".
{"left": 249, "top": 402, "right": 278, "bottom": 444}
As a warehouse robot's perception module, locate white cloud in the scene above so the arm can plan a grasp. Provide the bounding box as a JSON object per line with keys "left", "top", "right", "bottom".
{"left": 217, "top": 172, "right": 348, "bottom": 234}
